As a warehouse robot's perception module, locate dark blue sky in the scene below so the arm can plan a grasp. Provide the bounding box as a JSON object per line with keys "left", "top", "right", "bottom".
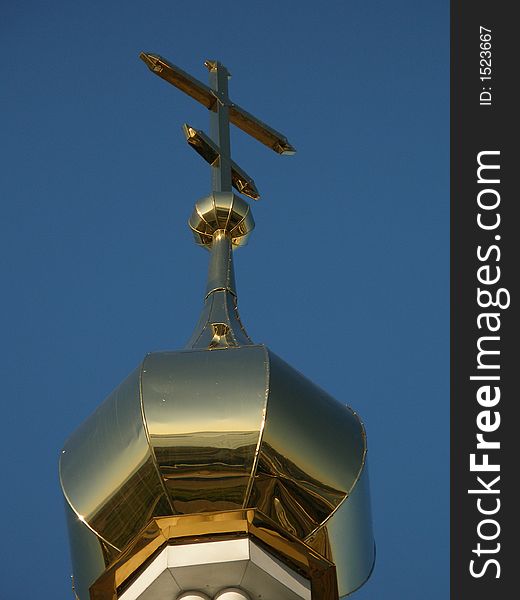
{"left": 1, "top": 2, "right": 448, "bottom": 598}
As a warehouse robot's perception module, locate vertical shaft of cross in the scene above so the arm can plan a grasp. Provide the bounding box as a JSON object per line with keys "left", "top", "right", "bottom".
{"left": 206, "top": 61, "right": 233, "bottom": 193}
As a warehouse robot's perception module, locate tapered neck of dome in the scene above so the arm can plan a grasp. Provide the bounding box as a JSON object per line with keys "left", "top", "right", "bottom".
{"left": 185, "top": 230, "right": 252, "bottom": 350}
{"left": 205, "top": 230, "right": 236, "bottom": 297}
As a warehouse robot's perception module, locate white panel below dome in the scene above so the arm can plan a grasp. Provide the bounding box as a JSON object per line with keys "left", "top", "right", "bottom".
{"left": 118, "top": 538, "right": 311, "bottom": 600}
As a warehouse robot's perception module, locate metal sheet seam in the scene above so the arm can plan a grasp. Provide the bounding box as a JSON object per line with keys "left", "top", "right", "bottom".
{"left": 204, "top": 287, "right": 237, "bottom": 301}
{"left": 139, "top": 356, "right": 176, "bottom": 514}
{"left": 233, "top": 298, "right": 252, "bottom": 342}
{"left": 303, "top": 444, "right": 368, "bottom": 542}
{"left": 242, "top": 344, "right": 270, "bottom": 508}
{"left": 222, "top": 289, "right": 235, "bottom": 345}
{"left": 195, "top": 202, "right": 212, "bottom": 230}
{"left": 59, "top": 483, "right": 121, "bottom": 553}
{"left": 189, "top": 293, "right": 214, "bottom": 348}
{"left": 223, "top": 196, "right": 233, "bottom": 232}
{"left": 230, "top": 203, "right": 250, "bottom": 238}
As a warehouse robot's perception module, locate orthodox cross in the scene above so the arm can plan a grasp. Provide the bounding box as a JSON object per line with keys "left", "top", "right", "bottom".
{"left": 140, "top": 53, "right": 296, "bottom": 200}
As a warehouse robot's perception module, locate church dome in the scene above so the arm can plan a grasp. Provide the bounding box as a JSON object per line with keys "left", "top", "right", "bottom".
{"left": 60, "top": 53, "right": 374, "bottom": 600}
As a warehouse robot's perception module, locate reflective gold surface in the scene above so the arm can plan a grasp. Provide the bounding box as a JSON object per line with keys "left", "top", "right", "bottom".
{"left": 307, "top": 467, "right": 375, "bottom": 596}
{"left": 141, "top": 346, "right": 268, "bottom": 513}
{"left": 183, "top": 125, "right": 260, "bottom": 200}
{"left": 186, "top": 229, "right": 253, "bottom": 349}
{"left": 65, "top": 501, "right": 108, "bottom": 600}
{"left": 188, "top": 192, "right": 254, "bottom": 249}
{"left": 249, "top": 351, "right": 366, "bottom": 540}
{"left": 60, "top": 367, "right": 172, "bottom": 553}
{"left": 140, "top": 52, "right": 216, "bottom": 110}
{"left": 89, "top": 510, "right": 338, "bottom": 600}
{"left": 139, "top": 53, "right": 296, "bottom": 155}
{"left": 61, "top": 345, "right": 373, "bottom": 599}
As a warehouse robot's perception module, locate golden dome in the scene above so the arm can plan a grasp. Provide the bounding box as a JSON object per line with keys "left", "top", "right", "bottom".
{"left": 61, "top": 52, "right": 374, "bottom": 600}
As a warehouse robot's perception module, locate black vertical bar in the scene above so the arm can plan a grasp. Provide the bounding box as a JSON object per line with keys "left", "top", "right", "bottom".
{"left": 451, "top": 1, "right": 517, "bottom": 598}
